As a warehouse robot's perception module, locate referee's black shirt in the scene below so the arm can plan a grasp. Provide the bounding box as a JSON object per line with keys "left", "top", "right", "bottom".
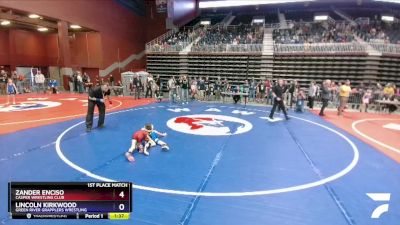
{"left": 272, "top": 85, "right": 286, "bottom": 98}
{"left": 89, "top": 86, "right": 110, "bottom": 99}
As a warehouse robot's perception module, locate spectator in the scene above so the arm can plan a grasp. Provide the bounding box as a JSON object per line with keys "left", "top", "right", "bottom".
{"left": 383, "top": 83, "right": 395, "bottom": 99}
{"left": 296, "top": 89, "right": 306, "bottom": 112}
{"left": 155, "top": 75, "right": 161, "bottom": 90}
{"left": 288, "top": 80, "right": 297, "bottom": 108}
{"left": 307, "top": 81, "right": 317, "bottom": 109}
{"left": 35, "top": 71, "right": 45, "bottom": 93}
{"left": 181, "top": 75, "right": 189, "bottom": 104}
{"left": 132, "top": 74, "right": 142, "bottom": 99}
{"left": 73, "top": 73, "right": 78, "bottom": 92}
{"left": 257, "top": 80, "right": 266, "bottom": 103}
{"left": 145, "top": 74, "right": 154, "bottom": 98}
{"left": 114, "top": 81, "right": 123, "bottom": 96}
{"left": 232, "top": 85, "right": 241, "bottom": 104}
{"left": 6, "top": 78, "right": 17, "bottom": 105}
{"left": 11, "top": 71, "right": 18, "bottom": 84}
{"left": 274, "top": 21, "right": 355, "bottom": 44}
{"left": 190, "top": 77, "right": 198, "bottom": 101}
{"left": 338, "top": 80, "right": 351, "bottom": 116}
{"left": 319, "top": 80, "right": 332, "bottom": 116}
{"left": 204, "top": 76, "right": 211, "bottom": 101}
{"left": 109, "top": 74, "right": 114, "bottom": 86}
{"left": 16, "top": 72, "right": 25, "bottom": 94}
{"left": 83, "top": 72, "right": 91, "bottom": 93}
{"left": 77, "top": 72, "right": 83, "bottom": 93}
{"left": 360, "top": 89, "right": 372, "bottom": 113}
{"left": 0, "top": 70, "right": 7, "bottom": 95}
{"left": 68, "top": 74, "right": 74, "bottom": 92}
{"left": 198, "top": 77, "right": 206, "bottom": 101}
{"left": 215, "top": 77, "right": 222, "bottom": 101}
{"left": 48, "top": 79, "right": 58, "bottom": 94}
{"left": 167, "top": 76, "right": 176, "bottom": 103}
{"left": 249, "top": 78, "right": 256, "bottom": 102}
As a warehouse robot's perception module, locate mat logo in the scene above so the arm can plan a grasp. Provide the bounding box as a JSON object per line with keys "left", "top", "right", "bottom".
{"left": 0, "top": 101, "right": 61, "bottom": 112}
{"left": 366, "top": 193, "right": 391, "bottom": 219}
{"left": 166, "top": 114, "right": 252, "bottom": 136}
{"left": 167, "top": 108, "right": 190, "bottom": 113}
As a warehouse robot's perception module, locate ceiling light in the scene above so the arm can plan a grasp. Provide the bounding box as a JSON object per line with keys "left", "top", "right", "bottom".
{"left": 374, "top": 0, "right": 400, "bottom": 3}
{"left": 314, "top": 15, "right": 329, "bottom": 21}
{"left": 37, "top": 27, "right": 48, "bottom": 32}
{"left": 1, "top": 20, "right": 11, "bottom": 26}
{"left": 70, "top": 24, "right": 82, "bottom": 29}
{"left": 199, "top": 0, "right": 315, "bottom": 8}
{"left": 382, "top": 15, "right": 395, "bottom": 22}
{"left": 253, "top": 19, "right": 265, "bottom": 23}
{"left": 29, "top": 14, "right": 40, "bottom": 19}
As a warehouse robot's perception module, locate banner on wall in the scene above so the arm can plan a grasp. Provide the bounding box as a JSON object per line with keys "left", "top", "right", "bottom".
{"left": 156, "top": 0, "right": 167, "bottom": 13}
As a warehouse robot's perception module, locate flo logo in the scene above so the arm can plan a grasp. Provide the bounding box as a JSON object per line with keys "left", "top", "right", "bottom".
{"left": 366, "top": 193, "right": 391, "bottom": 219}
{"left": 166, "top": 114, "right": 252, "bottom": 136}
{"left": 0, "top": 101, "right": 61, "bottom": 112}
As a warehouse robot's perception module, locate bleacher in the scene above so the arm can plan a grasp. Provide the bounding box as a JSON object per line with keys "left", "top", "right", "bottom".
{"left": 273, "top": 21, "right": 355, "bottom": 44}
{"left": 355, "top": 20, "right": 400, "bottom": 44}
{"left": 146, "top": 12, "right": 400, "bottom": 89}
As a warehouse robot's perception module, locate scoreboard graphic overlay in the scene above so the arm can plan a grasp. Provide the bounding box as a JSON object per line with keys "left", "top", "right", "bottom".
{"left": 8, "top": 182, "right": 132, "bottom": 220}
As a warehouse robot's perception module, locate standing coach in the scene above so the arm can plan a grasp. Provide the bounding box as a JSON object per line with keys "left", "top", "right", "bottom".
{"left": 86, "top": 82, "right": 111, "bottom": 132}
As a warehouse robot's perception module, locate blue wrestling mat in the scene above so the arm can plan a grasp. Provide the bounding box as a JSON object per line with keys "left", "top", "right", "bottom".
{"left": 1, "top": 102, "right": 399, "bottom": 225}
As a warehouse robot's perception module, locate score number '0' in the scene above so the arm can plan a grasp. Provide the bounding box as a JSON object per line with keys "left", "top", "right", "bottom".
{"left": 119, "top": 191, "right": 125, "bottom": 211}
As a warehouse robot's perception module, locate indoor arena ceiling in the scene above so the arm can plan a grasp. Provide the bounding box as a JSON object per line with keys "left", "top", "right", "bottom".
{"left": 0, "top": 7, "right": 93, "bottom": 33}
{"left": 199, "top": 0, "right": 400, "bottom": 8}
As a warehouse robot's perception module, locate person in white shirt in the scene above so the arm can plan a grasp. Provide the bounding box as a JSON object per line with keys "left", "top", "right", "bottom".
{"left": 146, "top": 74, "right": 154, "bottom": 98}
{"left": 77, "top": 72, "right": 83, "bottom": 93}
{"left": 35, "top": 71, "right": 45, "bottom": 93}
{"left": 167, "top": 76, "right": 176, "bottom": 103}
{"left": 307, "top": 81, "right": 317, "bottom": 109}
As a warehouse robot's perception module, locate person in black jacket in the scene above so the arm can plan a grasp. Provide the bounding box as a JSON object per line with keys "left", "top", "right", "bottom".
{"left": 269, "top": 79, "right": 289, "bottom": 120}
{"left": 132, "top": 75, "right": 142, "bottom": 99}
{"left": 288, "top": 80, "right": 297, "bottom": 108}
{"left": 86, "top": 83, "right": 111, "bottom": 132}
{"left": 319, "top": 80, "right": 332, "bottom": 116}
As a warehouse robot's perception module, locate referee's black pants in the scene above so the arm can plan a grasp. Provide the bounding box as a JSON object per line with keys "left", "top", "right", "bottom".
{"left": 86, "top": 100, "right": 105, "bottom": 129}
{"left": 319, "top": 98, "right": 329, "bottom": 115}
{"left": 269, "top": 98, "right": 288, "bottom": 119}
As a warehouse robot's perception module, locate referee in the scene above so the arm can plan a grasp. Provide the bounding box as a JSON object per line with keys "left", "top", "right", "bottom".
{"left": 86, "top": 82, "right": 111, "bottom": 132}
{"left": 269, "top": 79, "right": 289, "bottom": 120}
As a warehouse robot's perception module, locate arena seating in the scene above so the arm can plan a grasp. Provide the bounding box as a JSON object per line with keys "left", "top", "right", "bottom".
{"left": 146, "top": 14, "right": 400, "bottom": 89}
{"left": 355, "top": 20, "right": 400, "bottom": 44}
{"left": 193, "top": 24, "right": 264, "bottom": 46}
{"left": 273, "top": 21, "right": 355, "bottom": 44}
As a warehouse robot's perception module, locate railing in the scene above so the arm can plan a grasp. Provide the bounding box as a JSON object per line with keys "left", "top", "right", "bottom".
{"left": 191, "top": 44, "right": 263, "bottom": 53}
{"left": 145, "top": 29, "right": 176, "bottom": 50}
{"left": 146, "top": 30, "right": 200, "bottom": 53}
{"left": 274, "top": 42, "right": 367, "bottom": 54}
{"left": 146, "top": 26, "right": 205, "bottom": 53}
{"left": 146, "top": 41, "right": 190, "bottom": 53}
{"left": 264, "top": 23, "right": 281, "bottom": 29}
{"left": 370, "top": 43, "right": 400, "bottom": 54}
{"left": 268, "top": 20, "right": 351, "bottom": 30}
{"left": 146, "top": 30, "right": 400, "bottom": 54}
